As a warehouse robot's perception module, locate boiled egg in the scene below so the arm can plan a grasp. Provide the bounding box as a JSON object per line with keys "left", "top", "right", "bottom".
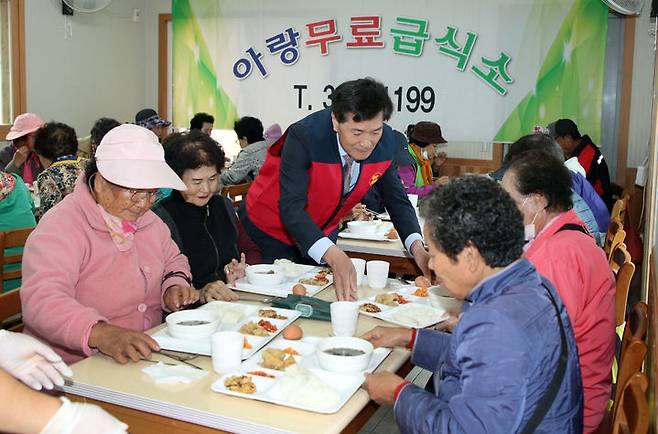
{"left": 292, "top": 283, "right": 307, "bottom": 296}
{"left": 414, "top": 276, "right": 431, "bottom": 287}
{"left": 282, "top": 324, "right": 303, "bottom": 340}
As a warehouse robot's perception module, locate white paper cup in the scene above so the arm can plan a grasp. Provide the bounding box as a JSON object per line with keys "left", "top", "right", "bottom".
{"left": 366, "top": 260, "right": 389, "bottom": 289}
{"left": 330, "top": 301, "right": 360, "bottom": 337}
{"left": 350, "top": 258, "right": 366, "bottom": 287}
{"left": 211, "top": 331, "right": 243, "bottom": 373}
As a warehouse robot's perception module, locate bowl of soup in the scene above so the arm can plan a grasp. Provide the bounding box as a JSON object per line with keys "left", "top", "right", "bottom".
{"left": 428, "top": 285, "right": 463, "bottom": 314}
{"left": 245, "top": 264, "right": 285, "bottom": 286}
{"left": 315, "top": 336, "right": 373, "bottom": 373}
{"left": 166, "top": 310, "right": 220, "bottom": 340}
{"left": 346, "top": 220, "right": 382, "bottom": 234}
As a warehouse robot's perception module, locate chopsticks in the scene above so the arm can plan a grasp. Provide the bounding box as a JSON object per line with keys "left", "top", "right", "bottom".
{"left": 156, "top": 352, "right": 204, "bottom": 370}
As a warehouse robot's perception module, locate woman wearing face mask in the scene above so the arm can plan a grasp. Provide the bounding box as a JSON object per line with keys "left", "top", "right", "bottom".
{"left": 153, "top": 131, "right": 262, "bottom": 303}
{"left": 398, "top": 122, "right": 448, "bottom": 198}
{"left": 501, "top": 149, "right": 615, "bottom": 434}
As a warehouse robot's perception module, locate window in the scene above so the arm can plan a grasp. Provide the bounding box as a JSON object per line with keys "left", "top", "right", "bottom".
{"left": 0, "top": 0, "right": 25, "bottom": 137}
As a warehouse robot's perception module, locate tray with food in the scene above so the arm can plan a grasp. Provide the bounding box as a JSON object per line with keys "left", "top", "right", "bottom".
{"left": 151, "top": 302, "right": 301, "bottom": 359}
{"left": 337, "top": 220, "right": 399, "bottom": 242}
{"left": 357, "top": 284, "right": 456, "bottom": 328}
{"left": 231, "top": 260, "right": 333, "bottom": 297}
{"left": 210, "top": 336, "right": 391, "bottom": 414}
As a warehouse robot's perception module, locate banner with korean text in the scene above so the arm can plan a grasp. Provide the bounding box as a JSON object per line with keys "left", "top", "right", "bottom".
{"left": 172, "top": 0, "right": 608, "bottom": 144}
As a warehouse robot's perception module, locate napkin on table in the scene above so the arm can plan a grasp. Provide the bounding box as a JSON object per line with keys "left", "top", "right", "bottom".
{"left": 142, "top": 362, "right": 208, "bottom": 384}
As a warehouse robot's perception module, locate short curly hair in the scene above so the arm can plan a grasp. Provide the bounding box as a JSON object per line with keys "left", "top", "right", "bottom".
{"left": 162, "top": 130, "right": 225, "bottom": 177}
{"left": 507, "top": 149, "right": 573, "bottom": 213}
{"left": 34, "top": 122, "right": 78, "bottom": 160}
{"left": 420, "top": 175, "right": 524, "bottom": 266}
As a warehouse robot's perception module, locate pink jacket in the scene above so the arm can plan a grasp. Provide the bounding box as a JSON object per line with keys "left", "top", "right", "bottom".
{"left": 21, "top": 177, "right": 191, "bottom": 363}
{"left": 524, "top": 209, "right": 615, "bottom": 433}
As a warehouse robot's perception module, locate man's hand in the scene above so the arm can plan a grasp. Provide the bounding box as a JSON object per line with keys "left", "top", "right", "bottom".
{"left": 323, "top": 246, "right": 357, "bottom": 301}
{"left": 88, "top": 323, "right": 160, "bottom": 364}
{"left": 361, "top": 326, "right": 412, "bottom": 348}
{"left": 200, "top": 280, "right": 239, "bottom": 303}
{"left": 225, "top": 253, "right": 247, "bottom": 285}
{"left": 410, "top": 239, "right": 432, "bottom": 279}
{"left": 363, "top": 372, "right": 407, "bottom": 406}
{"left": 434, "top": 175, "right": 450, "bottom": 186}
{"left": 164, "top": 285, "right": 199, "bottom": 311}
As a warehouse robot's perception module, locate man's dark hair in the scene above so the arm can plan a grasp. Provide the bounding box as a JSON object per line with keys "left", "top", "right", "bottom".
{"left": 233, "top": 116, "right": 264, "bottom": 144}
{"left": 34, "top": 122, "right": 78, "bottom": 160}
{"left": 420, "top": 176, "right": 524, "bottom": 266}
{"left": 507, "top": 149, "right": 573, "bottom": 213}
{"left": 331, "top": 77, "right": 393, "bottom": 123}
{"left": 190, "top": 112, "right": 215, "bottom": 130}
{"left": 90, "top": 118, "right": 121, "bottom": 154}
{"left": 162, "top": 130, "right": 226, "bottom": 177}
{"left": 553, "top": 119, "right": 581, "bottom": 140}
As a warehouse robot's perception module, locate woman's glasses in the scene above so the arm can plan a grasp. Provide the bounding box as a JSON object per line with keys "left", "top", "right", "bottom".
{"left": 105, "top": 177, "right": 162, "bottom": 203}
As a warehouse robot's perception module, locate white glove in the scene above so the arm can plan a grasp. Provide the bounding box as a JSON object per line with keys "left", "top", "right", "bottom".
{"left": 0, "top": 330, "right": 73, "bottom": 390}
{"left": 40, "top": 397, "right": 128, "bottom": 434}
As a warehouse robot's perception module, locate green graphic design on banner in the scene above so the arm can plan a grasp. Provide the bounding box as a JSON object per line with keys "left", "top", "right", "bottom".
{"left": 173, "top": 0, "right": 607, "bottom": 143}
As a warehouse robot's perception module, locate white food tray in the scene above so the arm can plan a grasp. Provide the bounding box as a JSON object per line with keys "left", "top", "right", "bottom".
{"left": 210, "top": 336, "right": 391, "bottom": 414}
{"left": 231, "top": 265, "right": 332, "bottom": 297}
{"left": 152, "top": 302, "right": 301, "bottom": 359}
{"left": 357, "top": 285, "right": 449, "bottom": 328}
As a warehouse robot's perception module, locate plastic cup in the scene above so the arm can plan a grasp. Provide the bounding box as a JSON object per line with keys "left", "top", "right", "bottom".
{"left": 366, "top": 260, "right": 389, "bottom": 289}
{"left": 211, "top": 331, "right": 243, "bottom": 373}
{"left": 351, "top": 258, "right": 366, "bottom": 287}
{"left": 330, "top": 301, "right": 360, "bottom": 337}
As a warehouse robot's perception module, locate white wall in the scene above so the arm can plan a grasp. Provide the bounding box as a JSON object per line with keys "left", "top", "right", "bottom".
{"left": 23, "top": 0, "right": 169, "bottom": 137}
{"left": 627, "top": 0, "right": 657, "bottom": 168}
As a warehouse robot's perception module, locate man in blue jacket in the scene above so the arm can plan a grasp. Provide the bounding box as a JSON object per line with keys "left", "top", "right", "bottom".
{"left": 240, "top": 78, "right": 429, "bottom": 300}
{"left": 362, "top": 176, "right": 583, "bottom": 433}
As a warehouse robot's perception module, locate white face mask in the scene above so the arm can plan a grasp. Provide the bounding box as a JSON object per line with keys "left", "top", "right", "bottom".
{"left": 421, "top": 149, "right": 429, "bottom": 159}
{"left": 520, "top": 196, "right": 540, "bottom": 242}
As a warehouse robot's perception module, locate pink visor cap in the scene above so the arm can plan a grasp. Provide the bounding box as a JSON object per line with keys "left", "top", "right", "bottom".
{"left": 95, "top": 124, "right": 187, "bottom": 191}
{"left": 6, "top": 113, "right": 44, "bottom": 140}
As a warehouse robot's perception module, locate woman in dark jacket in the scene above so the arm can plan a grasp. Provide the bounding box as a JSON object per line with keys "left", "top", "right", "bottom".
{"left": 153, "top": 131, "right": 261, "bottom": 302}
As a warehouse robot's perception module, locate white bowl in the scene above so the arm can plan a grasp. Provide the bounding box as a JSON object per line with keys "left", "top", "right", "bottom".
{"left": 166, "top": 310, "right": 220, "bottom": 340}
{"left": 245, "top": 264, "right": 285, "bottom": 285}
{"left": 315, "top": 336, "right": 373, "bottom": 373}
{"left": 428, "top": 285, "right": 463, "bottom": 314}
{"left": 347, "top": 220, "right": 381, "bottom": 234}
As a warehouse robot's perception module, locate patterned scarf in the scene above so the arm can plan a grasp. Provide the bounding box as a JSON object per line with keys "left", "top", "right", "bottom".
{"left": 408, "top": 144, "right": 433, "bottom": 186}
{"left": 97, "top": 204, "right": 138, "bottom": 251}
{"left": 0, "top": 172, "right": 16, "bottom": 201}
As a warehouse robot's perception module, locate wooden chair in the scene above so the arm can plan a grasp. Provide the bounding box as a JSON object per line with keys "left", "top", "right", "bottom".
{"left": 609, "top": 243, "right": 632, "bottom": 275}
{"left": 614, "top": 261, "right": 636, "bottom": 327}
{"left": 604, "top": 218, "right": 627, "bottom": 262}
{"left": 619, "top": 303, "right": 648, "bottom": 368}
{"left": 0, "top": 227, "right": 34, "bottom": 292}
{"left": 612, "top": 372, "right": 649, "bottom": 434}
{"left": 0, "top": 288, "right": 22, "bottom": 331}
{"left": 220, "top": 182, "right": 252, "bottom": 209}
{"left": 610, "top": 194, "right": 629, "bottom": 224}
{"left": 613, "top": 303, "right": 648, "bottom": 415}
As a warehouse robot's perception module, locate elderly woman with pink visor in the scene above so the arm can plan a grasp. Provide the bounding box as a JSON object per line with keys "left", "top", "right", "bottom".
{"left": 21, "top": 124, "right": 198, "bottom": 365}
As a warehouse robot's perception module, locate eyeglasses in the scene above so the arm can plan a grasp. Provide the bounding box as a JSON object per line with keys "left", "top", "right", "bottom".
{"left": 104, "top": 177, "right": 162, "bottom": 203}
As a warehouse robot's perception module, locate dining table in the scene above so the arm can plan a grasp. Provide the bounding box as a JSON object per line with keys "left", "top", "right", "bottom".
{"left": 61, "top": 285, "right": 414, "bottom": 434}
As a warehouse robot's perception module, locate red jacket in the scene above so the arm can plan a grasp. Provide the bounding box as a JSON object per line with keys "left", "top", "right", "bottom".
{"left": 524, "top": 209, "right": 615, "bottom": 433}
{"left": 243, "top": 108, "right": 419, "bottom": 254}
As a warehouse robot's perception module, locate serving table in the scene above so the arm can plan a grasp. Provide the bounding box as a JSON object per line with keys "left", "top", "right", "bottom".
{"left": 63, "top": 286, "right": 412, "bottom": 434}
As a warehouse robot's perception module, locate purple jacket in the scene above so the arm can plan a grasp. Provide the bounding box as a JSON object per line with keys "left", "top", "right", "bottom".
{"left": 398, "top": 164, "right": 436, "bottom": 198}
{"left": 394, "top": 259, "right": 583, "bottom": 433}
{"left": 571, "top": 171, "right": 610, "bottom": 230}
